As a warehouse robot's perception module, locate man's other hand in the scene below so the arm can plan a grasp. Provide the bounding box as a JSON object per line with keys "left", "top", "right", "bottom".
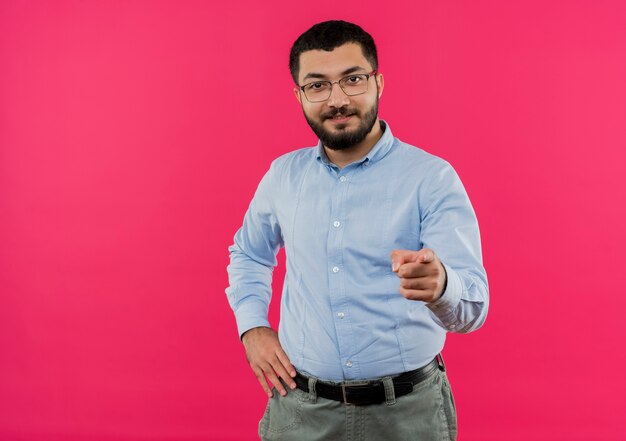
{"left": 390, "top": 248, "right": 447, "bottom": 303}
{"left": 242, "top": 326, "right": 297, "bottom": 398}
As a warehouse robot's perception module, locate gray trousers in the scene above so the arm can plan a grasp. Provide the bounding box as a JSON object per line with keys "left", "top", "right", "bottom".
{"left": 259, "top": 367, "right": 457, "bottom": 441}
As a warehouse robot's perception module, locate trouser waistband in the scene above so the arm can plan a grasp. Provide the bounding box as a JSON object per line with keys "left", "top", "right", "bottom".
{"left": 293, "top": 354, "right": 445, "bottom": 406}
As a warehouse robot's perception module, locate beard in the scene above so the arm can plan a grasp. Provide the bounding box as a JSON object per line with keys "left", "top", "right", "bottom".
{"left": 303, "top": 98, "right": 379, "bottom": 151}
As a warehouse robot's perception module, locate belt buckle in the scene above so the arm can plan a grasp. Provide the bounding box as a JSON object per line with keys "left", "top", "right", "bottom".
{"left": 341, "top": 381, "right": 371, "bottom": 405}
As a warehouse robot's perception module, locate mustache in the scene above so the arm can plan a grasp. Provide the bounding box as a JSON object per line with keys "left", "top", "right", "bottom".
{"left": 321, "top": 107, "right": 358, "bottom": 120}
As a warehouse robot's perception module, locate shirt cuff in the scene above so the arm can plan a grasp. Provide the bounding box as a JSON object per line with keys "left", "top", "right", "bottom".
{"left": 426, "top": 262, "right": 463, "bottom": 322}
{"left": 234, "top": 299, "right": 271, "bottom": 339}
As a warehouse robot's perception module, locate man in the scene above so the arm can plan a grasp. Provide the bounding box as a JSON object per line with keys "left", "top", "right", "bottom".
{"left": 226, "top": 20, "right": 488, "bottom": 441}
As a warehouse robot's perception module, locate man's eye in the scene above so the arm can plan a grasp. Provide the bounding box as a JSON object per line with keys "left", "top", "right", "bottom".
{"left": 306, "top": 82, "right": 326, "bottom": 91}
{"left": 347, "top": 76, "right": 361, "bottom": 83}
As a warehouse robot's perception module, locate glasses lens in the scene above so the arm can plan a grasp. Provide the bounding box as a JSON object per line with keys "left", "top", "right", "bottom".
{"left": 339, "top": 74, "right": 369, "bottom": 96}
{"left": 304, "top": 82, "right": 332, "bottom": 102}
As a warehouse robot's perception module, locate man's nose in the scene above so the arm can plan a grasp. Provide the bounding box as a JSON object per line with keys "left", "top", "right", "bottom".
{"left": 326, "top": 82, "right": 350, "bottom": 108}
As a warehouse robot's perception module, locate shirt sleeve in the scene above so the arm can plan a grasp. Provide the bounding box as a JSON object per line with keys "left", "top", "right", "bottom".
{"left": 420, "top": 161, "right": 489, "bottom": 333}
{"left": 225, "top": 161, "right": 284, "bottom": 338}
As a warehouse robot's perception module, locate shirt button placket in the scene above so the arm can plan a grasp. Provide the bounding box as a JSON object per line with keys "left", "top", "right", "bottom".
{"left": 330, "top": 170, "right": 351, "bottom": 377}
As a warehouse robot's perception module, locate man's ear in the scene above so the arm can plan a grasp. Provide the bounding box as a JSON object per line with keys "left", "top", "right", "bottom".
{"left": 293, "top": 87, "right": 303, "bottom": 105}
{"left": 376, "top": 73, "right": 384, "bottom": 99}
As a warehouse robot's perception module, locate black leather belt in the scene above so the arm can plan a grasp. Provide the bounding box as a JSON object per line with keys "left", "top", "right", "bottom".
{"left": 294, "top": 355, "right": 444, "bottom": 406}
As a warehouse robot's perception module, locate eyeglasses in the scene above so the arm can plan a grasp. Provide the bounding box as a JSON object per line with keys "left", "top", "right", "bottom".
{"left": 299, "top": 70, "right": 378, "bottom": 103}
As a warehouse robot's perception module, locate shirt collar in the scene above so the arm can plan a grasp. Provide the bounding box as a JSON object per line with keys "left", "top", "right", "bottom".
{"left": 316, "top": 120, "right": 395, "bottom": 167}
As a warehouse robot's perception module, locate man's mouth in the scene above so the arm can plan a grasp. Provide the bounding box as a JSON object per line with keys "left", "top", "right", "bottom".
{"left": 326, "top": 112, "right": 355, "bottom": 122}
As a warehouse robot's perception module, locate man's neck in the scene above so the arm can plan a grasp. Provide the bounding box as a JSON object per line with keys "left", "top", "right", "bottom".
{"left": 323, "top": 119, "right": 383, "bottom": 169}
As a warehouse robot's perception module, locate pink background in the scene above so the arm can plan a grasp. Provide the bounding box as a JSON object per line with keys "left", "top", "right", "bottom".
{"left": 1, "top": 1, "right": 625, "bottom": 440}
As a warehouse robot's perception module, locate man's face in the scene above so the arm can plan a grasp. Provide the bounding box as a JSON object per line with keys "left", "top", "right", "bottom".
{"left": 294, "top": 43, "right": 384, "bottom": 150}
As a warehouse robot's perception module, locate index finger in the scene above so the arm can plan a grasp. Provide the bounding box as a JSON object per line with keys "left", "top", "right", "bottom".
{"left": 397, "top": 261, "right": 430, "bottom": 278}
{"left": 275, "top": 348, "right": 297, "bottom": 378}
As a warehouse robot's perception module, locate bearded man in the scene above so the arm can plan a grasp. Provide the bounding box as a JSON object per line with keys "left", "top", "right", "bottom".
{"left": 226, "top": 20, "right": 489, "bottom": 441}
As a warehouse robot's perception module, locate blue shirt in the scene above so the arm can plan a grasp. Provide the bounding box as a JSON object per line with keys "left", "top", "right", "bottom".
{"left": 226, "top": 121, "right": 489, "bottom": 381}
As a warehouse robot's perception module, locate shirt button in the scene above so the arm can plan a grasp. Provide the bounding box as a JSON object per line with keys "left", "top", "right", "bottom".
{"left": 337, "top": 312, "right": 345, "bottom": 319}
{"left": 450, "top": 324, "right": 456, "bottom": 329}
{"left": 332, "top": 266, "right": 340, "bottom": 273}
{"left": 339, "top": 176, "right": 347, "bottom": 182}
{"left": 346, "top": 361, "right": 353, "bottom": 367}
{"left": 333, "top": 221, "right": 341, "bottom": 228}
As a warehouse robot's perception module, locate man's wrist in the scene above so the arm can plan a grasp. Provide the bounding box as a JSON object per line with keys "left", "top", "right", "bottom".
{"left": 241, "top": 325, "right": 271, "bottom": 343}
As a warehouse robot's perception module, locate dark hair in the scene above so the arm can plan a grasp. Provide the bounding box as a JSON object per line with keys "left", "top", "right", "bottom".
{"left": 289, "top": 20, "right": 378, "bottom": 84}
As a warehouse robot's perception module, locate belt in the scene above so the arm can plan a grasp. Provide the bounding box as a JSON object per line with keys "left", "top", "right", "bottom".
{"left": 293, "top": 355, "right": 445, "bottom": 406}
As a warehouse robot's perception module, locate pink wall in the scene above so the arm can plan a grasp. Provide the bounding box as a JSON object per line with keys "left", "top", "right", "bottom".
{"left": 1, "top": 1, "right": 625, "bottom": 440}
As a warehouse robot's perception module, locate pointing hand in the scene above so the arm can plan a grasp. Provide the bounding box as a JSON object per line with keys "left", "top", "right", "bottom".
{"left": 390, "top": 248, "right": 447, "bottom": 302}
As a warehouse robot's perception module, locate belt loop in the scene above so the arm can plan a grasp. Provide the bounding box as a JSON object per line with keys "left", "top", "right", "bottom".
{"left": 307, "top": 376, "right": 318, "bottom": 403}
{"left": 437, "top": 353, "right": 446, "bottom": 372}
{"left": 382, "top": 376, "right": 396, "bottom": 406}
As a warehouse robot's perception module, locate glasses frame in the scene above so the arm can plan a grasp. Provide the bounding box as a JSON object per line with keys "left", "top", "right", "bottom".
{"left": 299, "top": 70, "right": 378, "bottom": 103}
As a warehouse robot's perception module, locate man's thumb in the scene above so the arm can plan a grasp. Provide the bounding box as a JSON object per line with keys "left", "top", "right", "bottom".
{"left": 420, "top": 249, "right": 435, "bottom": 263}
